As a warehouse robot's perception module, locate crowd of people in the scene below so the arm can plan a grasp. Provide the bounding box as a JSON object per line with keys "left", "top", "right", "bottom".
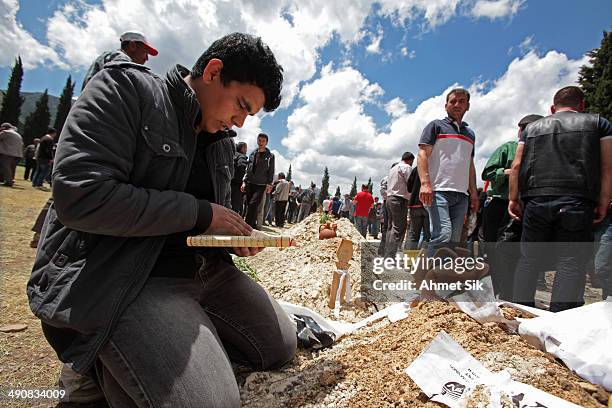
{"left": 369, "top": 86, "right": 611, "bottom": 314}
{"left": 0, "top": 27, "right": 607, "bottom": 408}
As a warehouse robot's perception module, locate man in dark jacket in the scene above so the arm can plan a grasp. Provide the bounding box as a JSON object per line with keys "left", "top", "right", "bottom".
{"left": 241, "top": 133, "right": 275, "bottom": 228}
{"left": 27, "top": 33, "right": 295, "bottom": 407}
{"left": 509, "top": 86, "right": 612, "bottom": 312}
{"left": 231, "top": 140, "right": 248, "bottom": 214}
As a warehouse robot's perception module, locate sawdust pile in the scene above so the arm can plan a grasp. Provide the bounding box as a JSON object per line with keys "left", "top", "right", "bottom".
{"left": 240, "top": 215, "right": 610, "bottom": 407}
{"left": 248, "top": 214, "right": 377, "bottom": 322}
{"left": 240, "top": 302, "right": 609, "bottom": 407}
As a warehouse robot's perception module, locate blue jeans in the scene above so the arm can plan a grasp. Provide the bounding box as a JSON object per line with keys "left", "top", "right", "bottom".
{"left": 32, "top": 161, "right": 52, "bottom": 187}
{"left": 595, "top": 214, "right": 611, "bottom": 298}
{"left": 355, "top": 216, "right": 368, "bottom": 238}
{"left": 513, "top": 196, "right": 594, "bottom": 312}
{"left": 62, "top": 259, "right": 297, "bottom": 406}
{"left": 425, "top": 191, "right": 469, "bottom": 255}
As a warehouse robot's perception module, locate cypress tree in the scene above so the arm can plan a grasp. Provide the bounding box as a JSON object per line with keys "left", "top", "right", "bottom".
{"left": 349, "top": 176, "right": 357, "bottom": 198}
{"left": 0, "top": 56, "right": 25, "bottom": 126}
{"left": 54, "top": 75, "right": 75, "bottom": 135}
{"left": 335, "top": 186, "right": 341, "bottom": 197}
{"left": 286, "top": 164, "right": 292, "bottom": 182}
{"left": 579, "top": 31, "right": 612, "bottom": 119}
{"left": 319, "top": 167, "right": 330, "bottom": 204}
{"left": 367, "top": 177, "right": 373, "bottom": 194}
{"left": 22, "top": 90, "right": 50, "bottom": 147}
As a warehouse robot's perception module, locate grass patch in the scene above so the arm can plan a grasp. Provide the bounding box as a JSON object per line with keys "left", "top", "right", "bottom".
{"left": 233, "top": 256, "right": 259, "bottom": 282}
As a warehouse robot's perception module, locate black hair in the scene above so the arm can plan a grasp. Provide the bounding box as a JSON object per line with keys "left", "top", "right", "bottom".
{"left": 278, "top": 172, "right": 285, "bottom": 179}
{"left": 236, "top": 141, "right": 247, "bottom": 153}
{"left": 402, "top": 152, "right": 415, "bottom": 162}
{"left": 257, "top": 133, "right": 269, "bottom": 141}
{"left": 361, "top": 184, "right": 368, "bottom": 190}
{"left": 48, "top": 127, "right": 57, "bottom": 134}
{"left": 191, "top": 33, "right": 284, "bottom": 112}
{"left": 553, "top": 86, "right": 584, "bottom": 109}
{"left": 446, "top": 87, "right": 470, "bottom": 102}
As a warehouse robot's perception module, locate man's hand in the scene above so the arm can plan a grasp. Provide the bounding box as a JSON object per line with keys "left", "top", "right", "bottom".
{"left": 233, "top": 247, "right": 264, "bottom": 257}
{"left": 503, "top": 169, "right": 512, "bottom": 176}
{"left": 240, "top": 182, "right": 246, "bottom": 193}
{"left": 419, "top": 183, "right": 433, "bottom": 206}
{"left": 469, "top": 192, "right": 480, "bottom": 213}
{"left": 205, "top": 203, "right": 252, "bottom": 236}
{"left": 593, "top": 199, "right": 610, "bottom": 224}
{"left": 508, "top": 200, "right": 523, "bottom": 221}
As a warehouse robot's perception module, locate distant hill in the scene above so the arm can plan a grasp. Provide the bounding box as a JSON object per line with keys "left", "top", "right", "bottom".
{"left": 0, "top": 90, "right": 60, "bottom": 127}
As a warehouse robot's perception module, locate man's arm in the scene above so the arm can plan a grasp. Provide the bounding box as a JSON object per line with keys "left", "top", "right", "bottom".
{"left": 468, "top": 159, "right": 479, "bottom": 213}
{"left": 482, "top": 144, "right": 508, "bottom": 186}
{"left": 53, "top": 68, "right": 210, "bottom": 237}
{"left": 595, "top": 139, "right": 612, "bottom": 223}
{"left": 417, "top": 145, "right": 433, "bottom": 206}
{"left": 508, "top": 143, "right": 525, "bottom": 220}
{"left": 266, "top": 153, "right": 275, "bottom": 193}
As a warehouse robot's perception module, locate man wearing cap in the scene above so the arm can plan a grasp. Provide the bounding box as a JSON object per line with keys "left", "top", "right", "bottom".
{"left": 418, "top": 88, "right": 479, "bottom": 255}
{"left": 81, "top": 31, "right": 158, "bottom": 90}
{"left": 509, "top": 86, "right": 612, "bottom": 312}
{"left": 481, "top": 114, "right": 542, "bottom": 298}
{"left": 0, "top": 122, "right": 23, "bottom": 187}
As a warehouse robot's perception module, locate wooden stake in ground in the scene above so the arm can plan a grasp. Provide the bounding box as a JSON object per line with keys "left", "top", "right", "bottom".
{"left": 328, "top": 239, "right": 353, "bottom": 309}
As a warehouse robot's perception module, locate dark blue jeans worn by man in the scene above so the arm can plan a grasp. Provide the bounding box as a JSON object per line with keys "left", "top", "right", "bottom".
{"left": 513, "top": 196, "right": 594, "bottom": 312}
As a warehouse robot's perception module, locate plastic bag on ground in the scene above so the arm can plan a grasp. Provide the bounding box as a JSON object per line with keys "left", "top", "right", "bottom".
{"left": 518, "top": 298, "right": 612, "bottom": 391}
{"left": 405, "top": 331, "right": 580, "bottom": 408}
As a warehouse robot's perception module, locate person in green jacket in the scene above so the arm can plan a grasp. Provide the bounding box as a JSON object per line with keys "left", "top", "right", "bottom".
{"left": 481, "top": 114, "right": 542, "bottom": 298}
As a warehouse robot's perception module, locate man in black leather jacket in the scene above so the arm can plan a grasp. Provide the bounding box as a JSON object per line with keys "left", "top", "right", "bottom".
{"left": 27, "top": 33, "right": 296, "bottom": 407}
{"left": 509, "top": 86, "right": 612, "bottom": 312}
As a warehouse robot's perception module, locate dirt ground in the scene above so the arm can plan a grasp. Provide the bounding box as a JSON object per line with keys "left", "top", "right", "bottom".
{"left": 0, "top": 166, "right": 609, "bottom": 407}
{"left": 0, "top": 167, "right": 62, "bottom": 407}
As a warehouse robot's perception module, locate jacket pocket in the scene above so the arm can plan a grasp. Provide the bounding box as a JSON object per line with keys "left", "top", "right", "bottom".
{"left": 141, "top": 121, "right": 187, "bottom": 159}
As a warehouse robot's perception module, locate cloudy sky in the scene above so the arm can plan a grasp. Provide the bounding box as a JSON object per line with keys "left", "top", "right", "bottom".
{"left": 1, "top": 0, "right": 610, "bottom": 196}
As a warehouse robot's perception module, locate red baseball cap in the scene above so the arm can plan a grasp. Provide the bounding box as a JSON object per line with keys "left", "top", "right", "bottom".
{"left": 119, "top": 31, "right": 158, "bottom": 56}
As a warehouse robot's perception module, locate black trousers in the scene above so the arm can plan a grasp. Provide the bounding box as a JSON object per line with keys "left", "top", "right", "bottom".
{"left": 481, "top": 197, "right": 511, "bottom": 296}
{"left": 274, "top": 201, "right": 288, "bottom": 227}
{"left": 244, "top": 184, "right": 267, "bottom": 228}
{"left": 513, "top": 196, "right": 593, "bottom": 312}
{"left": 24, "top": 158, "right": 36, "bottom": 180}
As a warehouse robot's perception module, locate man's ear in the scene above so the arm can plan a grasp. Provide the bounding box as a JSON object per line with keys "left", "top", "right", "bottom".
{"left": 466, "top": 101, "right": 470, "bottom": 112}
{"left": 550, "top": 104, "right": 556, "bottom": 114}
{"left": 202, "top": 58, "right": 224, "bottom": 84}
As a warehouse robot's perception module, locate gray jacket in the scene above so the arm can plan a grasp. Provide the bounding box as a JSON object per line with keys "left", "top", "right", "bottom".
{"left": 81, "top": 49, "right": 132, "bottom": 90}
{"left": 27, "top": 62, "right": 233, "bottom": 373}
{"left": 0, "top": 128, "right": 24, "bottom": 158}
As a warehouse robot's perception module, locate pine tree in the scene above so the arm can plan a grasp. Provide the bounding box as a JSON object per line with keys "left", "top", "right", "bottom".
{"left": 366, "top": 177, "right": 373, "bottom": 194}
{"left": 579, "top": 31, "right": 612, "bottom": 119}
{"left": 0, "top": 56, "right": 25, "bottom": 126}
{"left": 22, "top": 90, "right": 50, "bottom": 147}
{"left": 349, "top": 176, "right": 357, "bottom": 198}
{"left": 286, "top": 164, "right": 292, "bottom": 182}
{"left": 335, "top": 186, "right": 341, "bottom": 197}
{"left": 319, "top": 167, "right": 330, "bottom": 204}
{"left": 54, "top": 75, "right": 75, "bottom": 135}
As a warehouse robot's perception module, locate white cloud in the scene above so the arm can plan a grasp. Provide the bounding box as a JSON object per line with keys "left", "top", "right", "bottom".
{"left": 401, "top": 47, "right": 416, "bottom": 59}
{"left": 470, "top": 0, "right": 524, "bottom": 20}
{"left": 385, "top": 97, "right": 407, "bottom": 118}
{"left": 281, "top": 50, "right": 588, "bottom": 194}
{"left": 365, "top": 26, "right": 384, "bottom": 54}
{"left": 0, "top": 0, "right": 65, "bottom": 69}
